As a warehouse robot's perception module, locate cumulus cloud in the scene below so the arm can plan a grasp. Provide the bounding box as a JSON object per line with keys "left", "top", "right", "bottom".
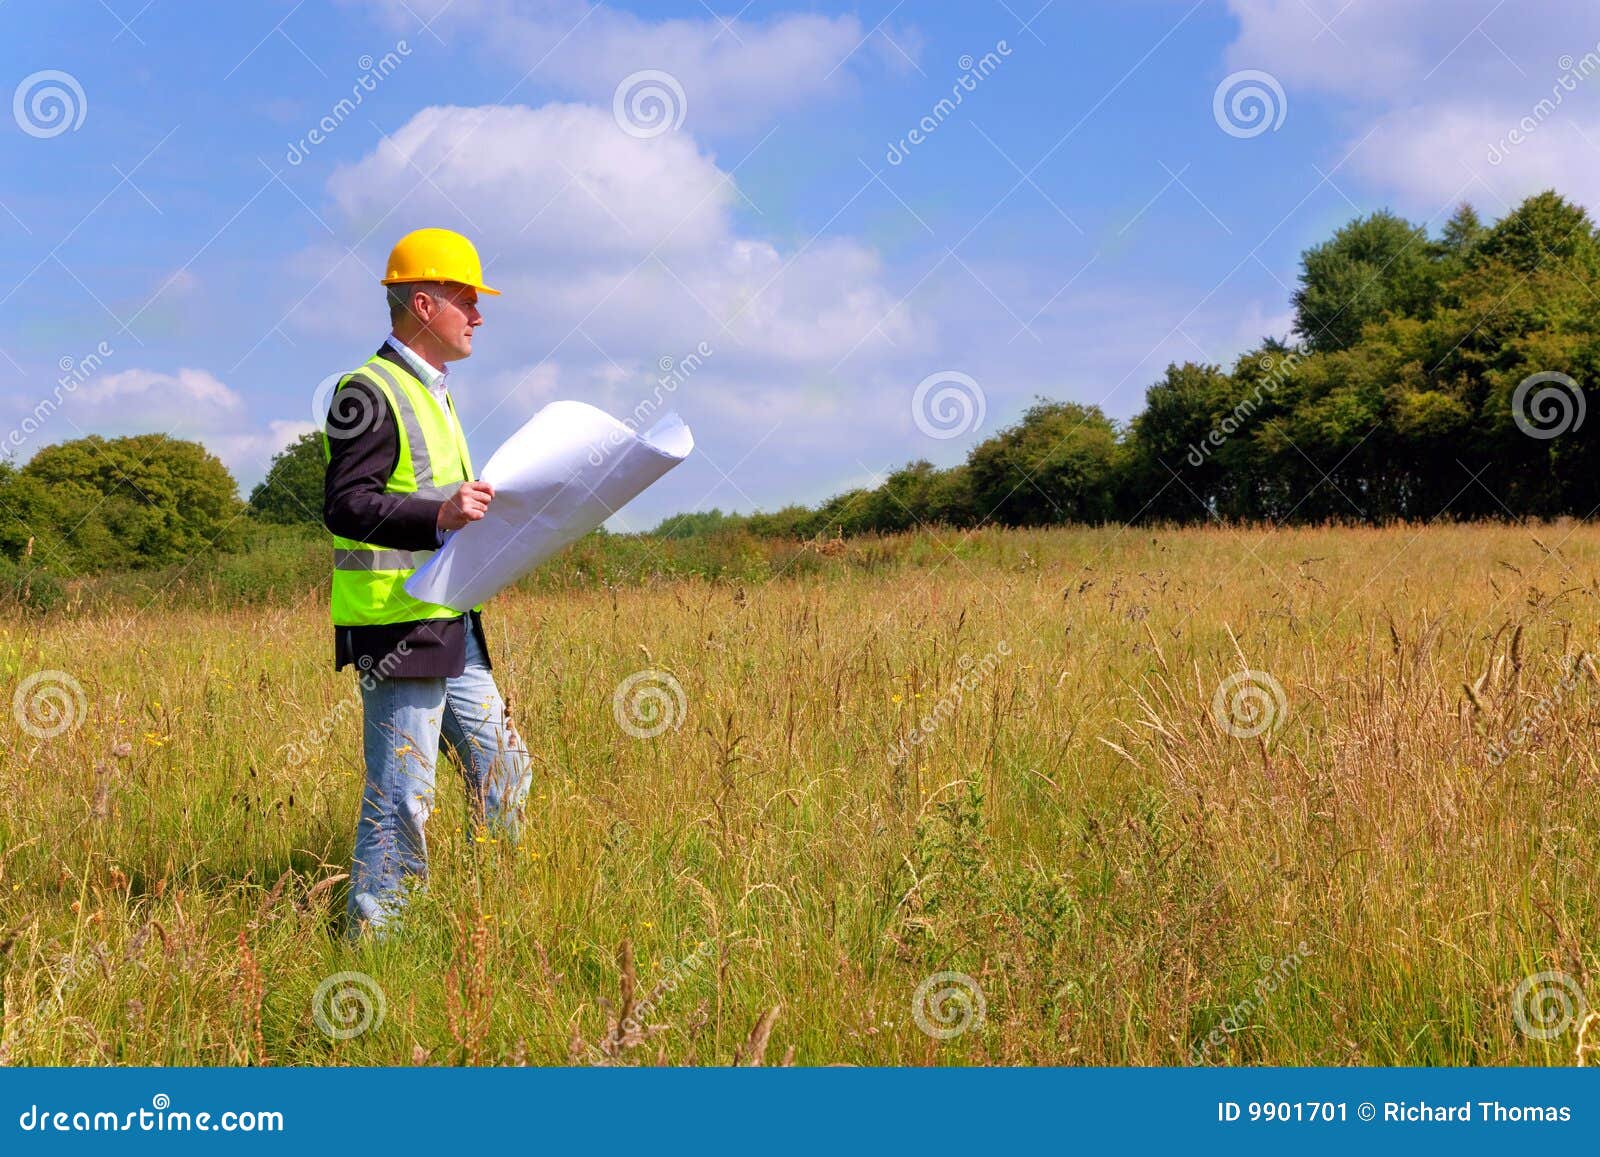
{"left": 1224, "top": 0, "right": 1600, "bottom": 214}
{"left": 355, "top": 0, "right": 882, "bottom": 135}
{"left": 40, "top": 367, "right": 314, "bottom": 488}
{"left": 304, "top": 101, "right": 921, "bottom": 381}
{"left": 328, "top": 102, "right": 734, "bottom": 265}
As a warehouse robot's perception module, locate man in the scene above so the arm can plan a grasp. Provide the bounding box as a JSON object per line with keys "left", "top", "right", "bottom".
{"left": 321, "top": 226, "right": 533, "bottom": 937}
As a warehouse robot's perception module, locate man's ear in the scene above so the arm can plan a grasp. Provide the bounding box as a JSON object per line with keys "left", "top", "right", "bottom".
{"left": 411, "top": 291, "right": 436, "bottom": 326}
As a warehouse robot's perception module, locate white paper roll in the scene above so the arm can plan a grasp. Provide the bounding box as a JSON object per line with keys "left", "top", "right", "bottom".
{"left": 404, "top": 400, "right": 694, "bottom": 611}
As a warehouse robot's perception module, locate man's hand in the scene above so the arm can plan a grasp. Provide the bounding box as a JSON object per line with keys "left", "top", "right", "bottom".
{"left": 437, "top": 480, "right": 495, "bottom": 533}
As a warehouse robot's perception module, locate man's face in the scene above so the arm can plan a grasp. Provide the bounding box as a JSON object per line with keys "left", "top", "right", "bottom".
{"left": 416, "top": 284, "right": 482, "bottom": 361}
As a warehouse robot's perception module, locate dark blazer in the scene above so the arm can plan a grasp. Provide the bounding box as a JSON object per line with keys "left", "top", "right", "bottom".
{"left": 322, "top": 343, "right": 489, "bottom": 678}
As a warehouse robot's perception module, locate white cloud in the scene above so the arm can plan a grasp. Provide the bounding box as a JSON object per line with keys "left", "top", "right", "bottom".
{"left": 1224, "top": 0, "right": 1600, "bottom": 214}
{"left": 328, "top": 102, "right": 734, "bottom": 265}
{"left": 356, "top": 0, "right": 880, "bottom": 135}
{"left": 1223, "top": 0, "right": 1462, "bottom": 99}
{"left": 67, "top": 367, "right": 246, "bottom": 433}
{"left": 303, "top": 101, "right": 922, "bottom": 379}
{"left": 45, "top": 367, "right": 312, "bottom": 488}
{"left": 1347, "top": 102, "right": 1600, "bottom": 213}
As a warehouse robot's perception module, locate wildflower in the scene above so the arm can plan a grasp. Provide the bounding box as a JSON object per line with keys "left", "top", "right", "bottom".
{"left": 891, "top": 694, "right": 903, "bottom": 704}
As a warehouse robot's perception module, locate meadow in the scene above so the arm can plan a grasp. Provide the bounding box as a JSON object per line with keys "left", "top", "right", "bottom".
{"left": 2, "top": 519, "right": 1599, "bottom": 1066}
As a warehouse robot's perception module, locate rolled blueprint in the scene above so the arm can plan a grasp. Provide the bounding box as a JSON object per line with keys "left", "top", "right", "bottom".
{"left": 404, "top": 400, "right": 694, "bottom": 611}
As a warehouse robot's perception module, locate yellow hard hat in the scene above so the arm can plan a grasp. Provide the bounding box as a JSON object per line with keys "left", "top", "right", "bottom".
{"left": 381, "top": 227, "right": 501, "bottom": 295}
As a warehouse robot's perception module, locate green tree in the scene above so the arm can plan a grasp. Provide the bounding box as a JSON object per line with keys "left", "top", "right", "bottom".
{"left": 18, "top": 434, "right": 243, "bottom": 569}
{"left": 648, "top": 507, "right": 749, "bottom": 538}
{"left": 1122, "top": 361, "right": 1235, "bottom": 521}
{"left": 1471, "top": 190, "right": 1597, "bottom": 274}
{"left": 248, "top": 431, "right": 327, "bottom": 525}
{"left": 967, "top": 400, "right": 1121, "bottom": 527}
{"left": 1292, "top": 211, "right": 1438, "bottom": 353}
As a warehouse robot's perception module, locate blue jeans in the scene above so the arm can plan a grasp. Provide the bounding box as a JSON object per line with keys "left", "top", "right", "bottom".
{"left": 346, "top": 628, "right": 532, "bottom": 935}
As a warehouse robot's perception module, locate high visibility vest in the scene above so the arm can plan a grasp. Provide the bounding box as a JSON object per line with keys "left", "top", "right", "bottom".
{"left": 320, "top": 353, "right": 480, "bottom": 627}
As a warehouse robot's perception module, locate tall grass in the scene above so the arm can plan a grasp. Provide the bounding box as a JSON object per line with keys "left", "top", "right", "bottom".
{"left": 1, "top": 520, "right": 1597, "bottom": 1065}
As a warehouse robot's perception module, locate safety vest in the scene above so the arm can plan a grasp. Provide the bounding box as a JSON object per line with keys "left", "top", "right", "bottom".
{"left": 320, "top": 353, "right": 480, "bottom": 627}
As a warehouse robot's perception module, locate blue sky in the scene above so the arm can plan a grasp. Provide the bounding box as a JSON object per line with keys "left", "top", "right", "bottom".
{"left": 3, "top": 0, "right": 1598, "bottom": 529}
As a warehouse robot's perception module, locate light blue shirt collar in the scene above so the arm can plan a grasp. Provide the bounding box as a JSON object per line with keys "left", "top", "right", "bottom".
{"left": 386, "top": 333, "right": 448, "bottom": 396}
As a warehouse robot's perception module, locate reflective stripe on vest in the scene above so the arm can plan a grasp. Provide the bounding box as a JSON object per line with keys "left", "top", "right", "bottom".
{"left": 321, "top": 353, "right": 481, "bottom": 627}
{"left": 332, "top": 547, "right": 433, "bottom": 571}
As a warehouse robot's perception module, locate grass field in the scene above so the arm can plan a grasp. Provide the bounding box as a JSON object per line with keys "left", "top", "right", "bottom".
{"left": 3, "top": 520, "right": 1600, "bottom": 1066}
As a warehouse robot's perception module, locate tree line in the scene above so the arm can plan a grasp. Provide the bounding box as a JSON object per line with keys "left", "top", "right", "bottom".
{"left": 651, "top": 190, "right": 1600, "bottom": 538}
{"left": 1, "top": 188, "right": 1595, "bottom": 590}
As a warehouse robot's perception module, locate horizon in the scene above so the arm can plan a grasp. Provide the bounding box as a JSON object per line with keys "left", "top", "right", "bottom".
{"left": 3, "top": 1, "right": 1598, "bottom": 528}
